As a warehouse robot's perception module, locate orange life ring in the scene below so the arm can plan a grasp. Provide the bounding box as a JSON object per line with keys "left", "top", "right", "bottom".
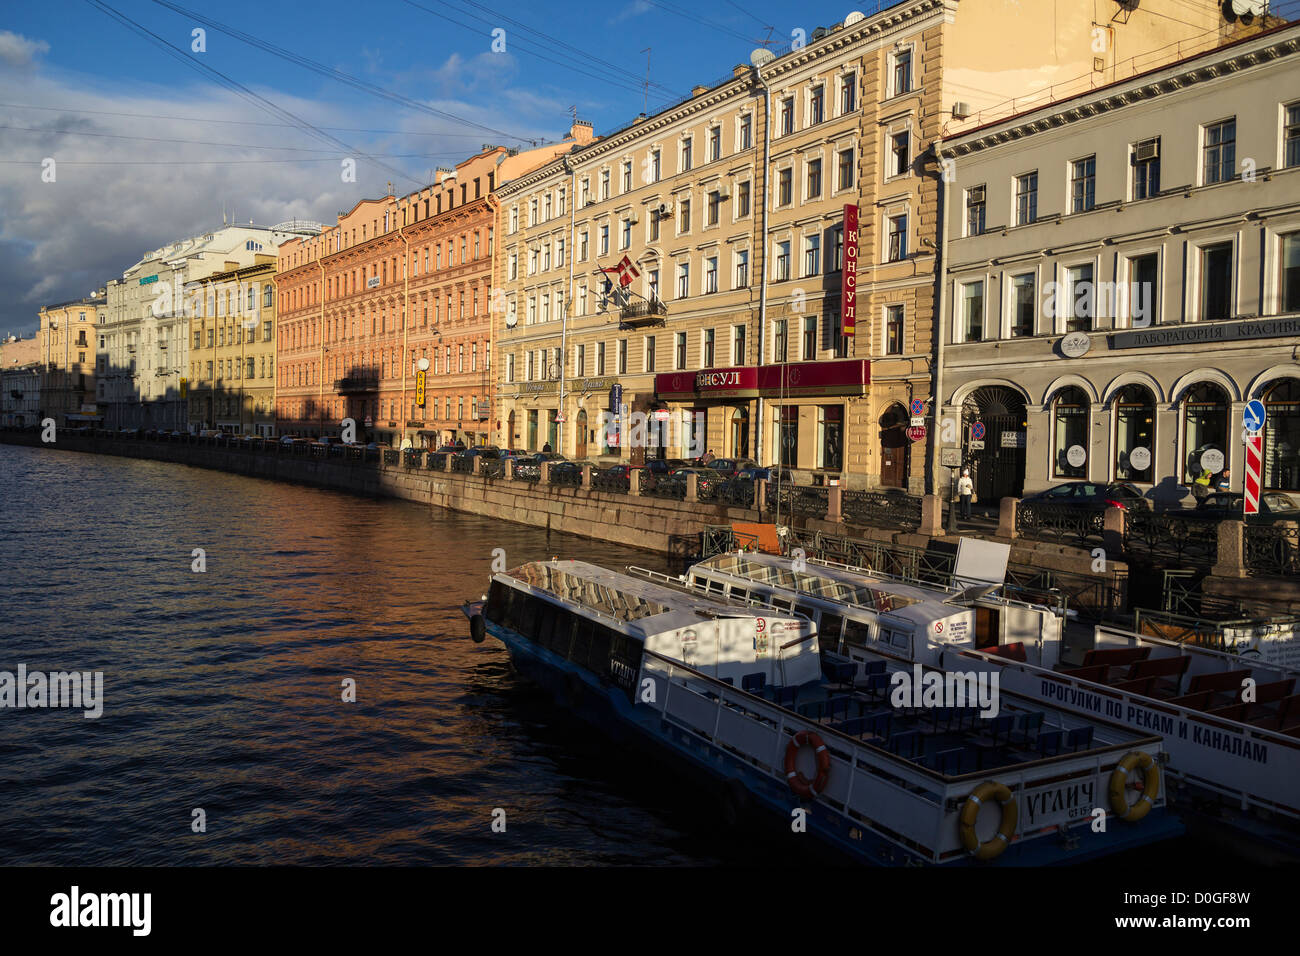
{"left": 784, "top": 730, "right": 831, "bottom": 798}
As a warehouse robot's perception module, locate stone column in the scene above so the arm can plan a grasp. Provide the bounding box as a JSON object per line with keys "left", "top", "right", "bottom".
{"left": 998, "top": 497, "right": 1019, "bottom": 539}
{"left": 755, "top": 478, "right": 767, "bottom": 515}
{"left": 827, "top": 484, "right": 842, "bottom": 524}
{"left": 581, "top": 463, "right": 592, "bottom": 489}
{"left": 1211, "top": 519, "right": 1247, "bottom": 578}
{"left": 472, "top": 454, "right": 482, "bottom": 475}
{"left": 1102, "top": 505, "right": 1126, "bottom": 556}
{"left": 504, "top": 458, "right": 515, "bottom": 480}
{"left": 920, "top": 494, "right": 944, "bottom": 536}
{"left": 628, "top": 466, "right": 641, "bottom": 496}
{"left": 541, "top": 460, "right": 553, "bottom": 485}
{"left": 686, "top": 472, "right": 699, "bottom": 502}
{"left": 444, "top": 452, "right": 453, "bottom": 472}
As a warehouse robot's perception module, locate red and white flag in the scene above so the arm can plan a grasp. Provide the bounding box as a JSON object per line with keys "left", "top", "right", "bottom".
{"left": 601, "top": 255, "right": 641, "bottom": 287}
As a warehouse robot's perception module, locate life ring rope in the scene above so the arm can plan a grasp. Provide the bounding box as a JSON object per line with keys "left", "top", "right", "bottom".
{"left": 784, "top": 730, "right": 831, "bottom": 799}
{"left": 1109, "top": 751, "right": 1160, "bottom": 823}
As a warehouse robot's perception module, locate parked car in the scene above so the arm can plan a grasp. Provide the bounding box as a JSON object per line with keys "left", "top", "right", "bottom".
{"left": 453, "top": 445, "right": 501, "bottom": 460}
{"left": 548, "top": 459, "right": 597, "bottom": 483}
{"left": 703, "top": 457, "right": 760, "bottom": 477}
{"left": 1019, "top": 481, "right": 1151, "bottom": 530}
{"left": 595, "top": 463, "right": 641, "bottom": 491}
{"left": 1194, "top": 492, "right": 1300, "bottom": 522}
{"left": 654, "top": 466, "right": 728, "bottom": 498}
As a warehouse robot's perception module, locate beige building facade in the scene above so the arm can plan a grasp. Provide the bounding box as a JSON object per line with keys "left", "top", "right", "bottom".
{"left": 937, "top": 21, "right": 1300, "bottom": 505}
{"left": 39, "top": 292, "right": 105, "bottom": 428}
{"left": 493, "top": 0, "right": 1226, "bottom": 490}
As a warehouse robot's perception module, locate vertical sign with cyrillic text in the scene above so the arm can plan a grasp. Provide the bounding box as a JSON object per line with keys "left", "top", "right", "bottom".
{"left": 842, "top": 203, "right": 859, "bottom": 337}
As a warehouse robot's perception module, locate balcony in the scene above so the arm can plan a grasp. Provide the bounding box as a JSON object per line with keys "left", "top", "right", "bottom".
{"left": 619, "top": 296, "right": 668, "bottom": 329}
{"left": 335, "top": 377, "right": 379, "bottom": 394}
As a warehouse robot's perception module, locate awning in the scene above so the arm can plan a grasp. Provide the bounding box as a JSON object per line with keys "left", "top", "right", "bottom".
{"left": 655, "top": 358, "right": 870, "bottom": 401}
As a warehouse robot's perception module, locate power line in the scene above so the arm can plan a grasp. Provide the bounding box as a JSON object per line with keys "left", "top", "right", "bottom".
{"left": 83, "top": 0, "right": 424, "bottom": 187}
{"left": 0, "top": 124, "right": 465, "bottom": 156}
{"left": 0, "top": 157, "right": 434, "bottom": 166}
{"left": 147, "top": 0, "right": 540, "bottom": 143}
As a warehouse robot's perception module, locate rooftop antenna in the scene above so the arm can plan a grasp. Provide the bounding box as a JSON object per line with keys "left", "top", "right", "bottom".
{"left": 641, "top": 48, "right": 651, "bottom": 115}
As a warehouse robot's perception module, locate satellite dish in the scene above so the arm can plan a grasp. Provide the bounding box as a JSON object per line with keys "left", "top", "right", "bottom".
{"left": 844, "top": 10, "right": 865, "bottom": 25}
{"left": 548, "top": 363, "right": 561, "bottom": 381}
{"left": 749, "top": 48, "right": 776, "bottom": 67}
{"left": 1230, "top": 0, "right": 1264, "bottom": 15}
{"left": 504, "top": 311, "right": 518, "bottom": 329}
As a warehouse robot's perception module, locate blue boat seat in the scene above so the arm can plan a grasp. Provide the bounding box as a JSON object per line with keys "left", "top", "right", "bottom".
{"left": 933, "top": 748, "right": 965, "bottom": 775}
{"left": 888, "top": 730, "right": 922, "bottom": 760}
{"left": 1066, "top": 726, "right": 1094, "bottom": 752}
{"left": 772, "top": 685, "right": 799, "bottom": 709}
{"left": 741, "top": 672, "right": 766, "bottom": 694}
{"left": 863, "top": 660, "right": 887, "bottom": 676}
{"left": 1017, "top": 711, "right": 1044, "bottom": 744}
{"left": 985, "top": 713, "right": 1015, "bottom": 747}
{"left": 1037, "top": 730, "right": 1063, "bottom": 757}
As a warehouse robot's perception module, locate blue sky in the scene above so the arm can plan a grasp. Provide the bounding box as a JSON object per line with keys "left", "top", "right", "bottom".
{"left": 0, "top": 0, "right": 881, "bottom": 334}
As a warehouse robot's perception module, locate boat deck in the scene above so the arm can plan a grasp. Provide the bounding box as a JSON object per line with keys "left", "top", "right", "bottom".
{"left": 707, "top": 656, "right": 1118, "bottom": 778}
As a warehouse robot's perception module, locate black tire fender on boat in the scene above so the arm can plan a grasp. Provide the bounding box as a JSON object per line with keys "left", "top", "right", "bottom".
{"left": 469, "top": 613, "right": 486, "bottom": 644}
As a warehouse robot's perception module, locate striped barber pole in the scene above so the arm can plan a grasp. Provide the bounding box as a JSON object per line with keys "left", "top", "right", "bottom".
{"left": 1244, "top": 433, "right": 1263, "bottom": 516}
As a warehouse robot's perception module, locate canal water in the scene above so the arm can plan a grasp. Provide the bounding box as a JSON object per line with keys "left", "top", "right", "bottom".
{"left": 0, "top": 444, "right": 791, "bottom": 865}
{"left": 0, "top": 444, "right": 1241, "bottom": 867}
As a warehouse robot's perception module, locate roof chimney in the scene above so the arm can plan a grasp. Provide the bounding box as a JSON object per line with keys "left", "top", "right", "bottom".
{"left": 732, "top": 63, "right": 748, "bottom": 78}
{"left": 692, "top": 84, "right": 708, "bottom": 96}
{"left": 569, "top": 120, "right": 594, "bottom": 145}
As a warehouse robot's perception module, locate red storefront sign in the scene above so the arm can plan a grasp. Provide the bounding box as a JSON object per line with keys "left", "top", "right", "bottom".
{"left": 842, "top": 203, "right": 859, "bottom": 337}
{"left": 655, "top": 359, "right": 869, "bottom": 400}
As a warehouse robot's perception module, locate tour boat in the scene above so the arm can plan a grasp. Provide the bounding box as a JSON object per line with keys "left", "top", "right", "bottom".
{"left": 463, "top": 559, "right": 1181, "bottom": 865}
{"left": 683, "top": 550, "right": 1300, "bottom": 858}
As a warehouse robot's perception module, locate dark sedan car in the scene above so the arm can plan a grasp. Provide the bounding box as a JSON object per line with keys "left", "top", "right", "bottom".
{"left": 702, "top": 457, "right": 760, "bottom": 476}
{"left": 1195, "top": 492, "right": 1300, "bottom": 522}
{"left": 1019, "top": 481, "right": 1151, "bottom": 531}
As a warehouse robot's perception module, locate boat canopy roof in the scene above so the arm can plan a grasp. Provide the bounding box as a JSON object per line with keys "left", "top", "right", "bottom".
{"left": 693, "top": 552, "right": 931, "bottom": 614}
{"left": 507, "top": 560, "right": 795, "bottom": 636}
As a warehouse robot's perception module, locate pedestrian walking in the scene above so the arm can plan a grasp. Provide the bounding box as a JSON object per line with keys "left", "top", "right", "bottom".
{"left": 957, "top": 469, "right": 974, "bottom": 520}
{"left": 542, "top": 441, "right": 552, "bottom": 453}
{"left": 702, "top": 448, "right": 715, "bottom": 464}
{"left": 1215, "top": 468, "right": 1231, "bottom": 493}
{"left": 1192, "top": 467, "right": 1212, "bottom": 500}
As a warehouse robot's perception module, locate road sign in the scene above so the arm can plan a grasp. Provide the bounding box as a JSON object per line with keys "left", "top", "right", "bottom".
{"left": 907, "top": 424, "right": 927, "bottom": 442}
{"left": 1244, "top": 399, "right": 1266, "bottom": 432}
{"left": 1000, "top": 431, "right": 1026, "bottom": 449}
{"left": 969, "top": 440, "right": 985, "bottom": 450}
{"left": 415, "top": 369, "right": 426, "bottom": 407}
{"left": 970, "top": 422, "right": 986, "bottom": 441}
{"left": 1245, "top": 433, "right": 1263, "bottom": 515}
{"left": 910, "top": 416, "right": 925, "bottom": 427}
{"left": 940, "top": 447, "right": 961, "bottom": 467}
{"left": 910, "top": 398, "right": 925, "bottom": 416}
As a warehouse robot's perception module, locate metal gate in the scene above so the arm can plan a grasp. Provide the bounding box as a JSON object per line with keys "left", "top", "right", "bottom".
{"left": 962, "top": 387, "right": 1027, "bottom": 502}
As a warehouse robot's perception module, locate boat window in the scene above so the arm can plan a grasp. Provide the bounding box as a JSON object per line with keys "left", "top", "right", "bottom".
{"left": 706, "top": 578, "right": 725, "bottom": 595}
{"left": 889, "top": 628, "right": 911, "bottom": 651}
{"left": 843, "top": 618, "right": 873, "bottom": 648}
{"left": 794, "top": 603, "right": 817, "bottom": 619}
{"left": 770, "top": 596, "right": 792, "bottom": 611}
{"left": 691, "top": 575, "right": 707, "bottom": 589}
{"left": 730, "top": 587, "right": 750, "bottom": 603}
{"left": 821, "top": 612, "right": 844, "bottom": 646}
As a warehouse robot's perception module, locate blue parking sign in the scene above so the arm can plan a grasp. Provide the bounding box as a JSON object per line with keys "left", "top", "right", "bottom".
{"left": 1243, "top": 400, "right": 1266, "bottom": 432}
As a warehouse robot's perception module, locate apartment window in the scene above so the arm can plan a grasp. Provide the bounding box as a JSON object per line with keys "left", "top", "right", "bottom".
{"left": 892, "top": 49, "right": 912, "bottom": 95}
{"left": 507, "top": 353, "right": 515, "bottom": 383}
{"left": 778, "top": 168, "right": 792, "bottom": 206}
{"left": 802, "top": 316, "right": 817, "bottom": 360}
{"left": 597, "top": 341, "right": 607, "bottom": 376}
{"left": 885, "top": 305, "right": 904, "bottom": 355}
{"left": 774, "top": 319, "right": 788, "bottom": 363}
{"left": 557, "top": 237, "right": 565, "bottom": 267}
{"left": 966, "top": 185, "right": 986, "bottom": 236}
{"left": 622, "top": 160, "right": 632, "bottom": 192}
{"left": 735, "top": 250, "right": 749, "bottom": 288}
{"left": 1016, "top": 172, "right": 1038, "bottom": 225}
{"left": 1286, "top": 104, "right": 1300, "bottom": 169}
{"left": 1129, "top": 254, "right": 1159, "bottom": 327}
{"left": 709, "top": 126, "right": 722, "bottom": 162}
{"left": 678, "top": 198, "right": 691, "bottom": 234}
{"left": 677, "top": 262, "right": 690, "bottom": 298}
{"left": 960, "top": 281, "right": 984, "bottom": 341}
{"left": 732, "top": 325, "right": 746, "bottom": 365}
{"left": 737, "top": 181, "right": 751, "bottom": 217}
{"left": 775, "top": 241, "right": 791, "bottom": 281}
{"left": 1283, "top": 233, "right": 1300, "bottom": 314}
{"left": 838, "top": 149, "right": 854, "bottom": 190}
{"left": 739, "top": 114, "right": 752, "bottom": 150}
{"left": 648, "top": 210, "right": 660, "bottom": 241}
{"left": 1010, "top": 273, "right": 1036, "bottom": 337}
{"left": 580, "top": 231, "right": 589, "bottom": 260}
{"left": 705, "top": 256, "right": 718, "bottom": 293}
{"left": 805, "top": 235, "right": 821, "bottom": 276}
{"left": 645, "top": 336, "right": 657, "bottom": 372}
{"left": 807, "top": 159, "right": 822, "bottom": 199}
{"left": 599, "top": 224, "right": 610, "bottom": 256}
{"left": 708, "top": 190, "right": 721, "bottom": 226}
{"left": 580, "top": 178, "right": 590, "bottom": 206}
{"left": 780, "top": 97, "right": 794, "bottom": 135}
{"left": 1052, "top": 387, "right": 1089, "bottom": 479}
{"left": 529, "top": 199, "right": 537, "bottom": 225}
{"left": 543, "top": 194, "right": 552, "bottom": 221}
{"left": 693, "top": 328, "right": 711, "bottom": 369}
{"left": 840, "top": 72, "right": 856, "bottom": 114}
{"left": 1064, "top": 264, "right": 1095, "bottom": 332}
{"left": 886, "top": 214, "right": 907, "bottom": 262}
{"left": 681, "top": 137, "right": 693, "bottom": 173}
{"left": 618, "top": 338, "right": 628, "bottom": 374}
{"left": 1201, "top": 242, "right": 1234, "bottom": 320}
{"left": 621, "top": 219, "right": 632, "bottom": 250}
{"left": 577, "top": 343, "right": 586, "bottom": 377}
{"left": 675, "top": 332, "right": 687, "bottom": 370}
{"left": 650, "top": 150, "right": 661, "bottom": 182}
{"left": 809, "top": 85, "right": 824, "bottom": 125}
{"left": 509, "top": 207, "right": 519, "bottom": 233}
{"left": 648, "top": 269, "right": 659, "bottom": 300}
{"left": 1071, "top": 156, "right": 1096, "bottom": 213}
{"left": 890, "top": 132, "right": 909, "bottom": 177}
{"left": 1203, "top": 119, "right": 1236, "bottom": 185}
{"left": 831, "top": 226, "right": 843, "bottom": 271}
{"left": 601, "top": 169, "right": 611, "bottom": 200}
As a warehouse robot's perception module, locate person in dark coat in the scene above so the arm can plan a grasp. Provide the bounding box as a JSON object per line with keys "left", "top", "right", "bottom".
{"left": 542, "top": 442, "right": 552, "bottom": 453}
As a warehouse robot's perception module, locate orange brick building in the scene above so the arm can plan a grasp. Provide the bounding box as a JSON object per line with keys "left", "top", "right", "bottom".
{"left": 275, "top": 126, "right": 591, "bottom": 447}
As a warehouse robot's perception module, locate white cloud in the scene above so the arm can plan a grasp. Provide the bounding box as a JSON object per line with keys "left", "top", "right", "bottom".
{"left": 0, "top": 31, "right": 49, "bottom": 70}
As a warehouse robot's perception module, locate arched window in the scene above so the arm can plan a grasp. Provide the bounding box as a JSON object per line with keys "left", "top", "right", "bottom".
{"left": 1263, "top": 379, "right": 1300, "bottom": 492}
{"left": 1183, "top": 382, "right": 1229, "bottom": 481}
{"left": 731, "top": 406, "right": 750, "bottom": 459}
{"left": 1052, "top": 386, "right": 1089, "bottom": 478}
{"left": 1114, "top": 385, "right": 1155, "bottom": 482}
